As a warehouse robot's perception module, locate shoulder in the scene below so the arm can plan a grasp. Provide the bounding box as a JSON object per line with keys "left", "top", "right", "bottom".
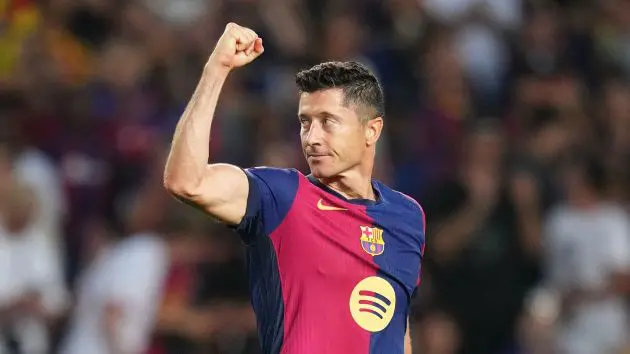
{"left": 232, "top": 167, "right": 304, "bottom": 240}
{"left": 242, "top": 166, "right": 303, "bottom": 204}
{"left": 244, "top": 166, "right": 301, "bottom": 180}
{"left": 380, "top": 183, "right": 425, "bottom": 215}
{"left": 377, "top": 182, "right": 426, "bottom": 231}
{"left": 243, "top": 167, "right": 301, "bottom": 192}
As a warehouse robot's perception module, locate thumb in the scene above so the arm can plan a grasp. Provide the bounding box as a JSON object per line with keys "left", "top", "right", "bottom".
{"left": 243, "top": 38, "right": 264, "bottom": 62}
{"left": 252, "top": 38, "right": 264, "bottom": 56}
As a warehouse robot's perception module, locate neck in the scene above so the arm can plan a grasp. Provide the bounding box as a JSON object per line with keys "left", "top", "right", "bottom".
{"left": 320, "top": 167, "right": 375, "bottom": 201}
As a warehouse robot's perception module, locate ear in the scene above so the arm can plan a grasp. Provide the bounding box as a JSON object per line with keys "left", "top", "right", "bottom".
{"left": 365, "top": 117, "right": 383, "bottom": 146}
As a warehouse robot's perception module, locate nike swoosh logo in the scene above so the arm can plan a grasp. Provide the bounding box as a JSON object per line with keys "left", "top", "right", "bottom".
{"left": 317, "top": 199, "right": 347, "bottom": 211}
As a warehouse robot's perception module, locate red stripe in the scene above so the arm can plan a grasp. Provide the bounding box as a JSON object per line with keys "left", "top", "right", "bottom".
{"left": 271, "top": 173, "right": 374, "bottom": 353}
{"left": 359, "top": 308, "right": 383, "bottom": 319}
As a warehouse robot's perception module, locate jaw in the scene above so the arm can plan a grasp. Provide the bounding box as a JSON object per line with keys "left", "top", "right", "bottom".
{"left": 307, "top": 156, "right": 339, "bottom": 179}
{"left": 308, "top": 162, "right": 333, "bottom": 179}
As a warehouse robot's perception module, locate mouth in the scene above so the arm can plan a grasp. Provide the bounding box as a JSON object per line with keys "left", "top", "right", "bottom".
{"left": 306, "top": 154, "right": 330, "bottom": 161}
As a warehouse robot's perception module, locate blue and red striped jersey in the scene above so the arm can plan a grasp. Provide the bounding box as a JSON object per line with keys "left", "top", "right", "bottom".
{"left": 232, "top": 167, "right": 426, "bottom": 354}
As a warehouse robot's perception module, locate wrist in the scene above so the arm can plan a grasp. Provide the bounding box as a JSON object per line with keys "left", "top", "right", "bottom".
{"left": 204, "top": 58, "right": 231, "bottom": 78}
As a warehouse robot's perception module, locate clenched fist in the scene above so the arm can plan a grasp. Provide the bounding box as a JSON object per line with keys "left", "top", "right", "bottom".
{"left": 208, "top": 23, "right": 264, "bottom": 71}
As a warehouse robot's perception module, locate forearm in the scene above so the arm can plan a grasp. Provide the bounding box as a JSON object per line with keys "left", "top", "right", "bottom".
{"left": 164, "top": 65, "right": 229, "bottom": 193}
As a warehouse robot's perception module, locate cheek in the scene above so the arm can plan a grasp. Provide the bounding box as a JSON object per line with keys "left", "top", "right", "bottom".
{"left": 300, "top": 134, "right": 307, "bottom": 148}
{"left": 333, "top": 132, "right": 364, "bottom": 158}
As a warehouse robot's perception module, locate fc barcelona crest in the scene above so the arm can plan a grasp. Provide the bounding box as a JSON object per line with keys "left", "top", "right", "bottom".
{"left": 360, "top": 226, "right": 385, "bottom": 256}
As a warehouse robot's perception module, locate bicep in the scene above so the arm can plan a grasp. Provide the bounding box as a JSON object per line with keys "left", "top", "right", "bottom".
{"left": 177, "top": 165, "right": 298, "bottom": 245}
{"left": 172, "top": 163, "right": 250, "bottom": 225}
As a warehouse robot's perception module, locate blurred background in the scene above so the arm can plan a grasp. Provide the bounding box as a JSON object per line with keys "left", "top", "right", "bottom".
{"left": 1, "top": 0, "right": 630, "bottom": 353}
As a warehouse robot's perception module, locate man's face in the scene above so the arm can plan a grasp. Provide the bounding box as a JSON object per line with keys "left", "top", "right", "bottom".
{"left": 298, "top": 88, "right": 374, "bottom": 178}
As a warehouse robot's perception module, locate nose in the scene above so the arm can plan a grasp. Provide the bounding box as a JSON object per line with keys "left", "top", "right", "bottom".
{"left": 304, "top": 121, "right": 324, "bottom": 146}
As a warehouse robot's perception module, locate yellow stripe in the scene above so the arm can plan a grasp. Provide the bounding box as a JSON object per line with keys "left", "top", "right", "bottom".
{"left": 372, "top": 228, "right": 384, "bottom": 243}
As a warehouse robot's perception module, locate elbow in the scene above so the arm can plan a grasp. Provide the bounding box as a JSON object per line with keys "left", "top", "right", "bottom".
{"left": 162, "top": 177, "right": 179, "bottom": 197}
{"left": 163, "top": 174, "right": 199, "bottom": 200}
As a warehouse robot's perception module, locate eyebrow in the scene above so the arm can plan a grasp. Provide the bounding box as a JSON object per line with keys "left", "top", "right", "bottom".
{"left": 298, "top": 111, "right": 340, "bottom": 120}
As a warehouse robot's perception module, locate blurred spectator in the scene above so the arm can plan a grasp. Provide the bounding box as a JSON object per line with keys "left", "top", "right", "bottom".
{"left": 147, "top": 211, "right": 256, "bottom": 354}
{"left": 508, "top": 106, "right": 572, "bottom": 259}
{"left": 595, "top": 0, "right": 630, "bottom": 79}
{"left": 1, "top": 97, "right": 66, "bottom": 247}
{"left": 423, "top": 0, "right": 521, "bottom": 114}
{"left": 59, "top": 185, "right": 200, "bottom": 354}
{"left": 537, "top": 155, "right": 630, "bottom": 354}
{"left": 394, "top": 28, "right": 471, "bottom": 199}
{"left": 414, "top": 310, "right": 461, "bottom": 354}
{"left": 423, "top": 120, "right": 541, "bottom": 354}
{"left": 0, "top": 179, "right": 68, "bottom": 354}
{"left": 0, "top": 0, "right": 629, "bottom": 353}
{"left": 0, "top": 0, "right": 41, "bottom": 88}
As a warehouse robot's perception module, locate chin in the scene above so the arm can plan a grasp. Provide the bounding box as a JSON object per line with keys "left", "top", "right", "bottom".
{"left": 308, "top": 167, "right": 327, "bottom": 179}
{"left": 308, "top": 164, "right": 337, "bottom": 179}
{"left": 309, "top": 164, "right": 343, "bottom": 179}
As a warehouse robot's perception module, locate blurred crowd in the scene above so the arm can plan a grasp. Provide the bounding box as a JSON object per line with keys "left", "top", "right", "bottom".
{"left": 1, "top": 0, "right": 630, "bottom": 353}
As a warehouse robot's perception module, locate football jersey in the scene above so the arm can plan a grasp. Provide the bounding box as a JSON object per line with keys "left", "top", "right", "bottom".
{"left": 232, "top": 167, "right": 426, "bottom": 354}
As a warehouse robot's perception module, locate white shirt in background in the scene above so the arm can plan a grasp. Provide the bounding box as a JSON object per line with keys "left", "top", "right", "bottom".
{"left": 422, "top": 0, "right": 522, "bottom": 98}
{"left": 59, "top": 233, "right": 168, "bottom": 354}
{"left": 13, "top": 148, "right": 66, "bottom": 243}
{"left": 0, "top": 225, "right": 68, "bottom": 354}
{"left": 544, "top": 203, "right": 630, "bottom": 354}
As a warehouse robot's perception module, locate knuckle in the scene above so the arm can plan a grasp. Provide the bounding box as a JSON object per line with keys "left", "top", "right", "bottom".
{"left": 226, "top": 22, "right": 241, "bottom": 34}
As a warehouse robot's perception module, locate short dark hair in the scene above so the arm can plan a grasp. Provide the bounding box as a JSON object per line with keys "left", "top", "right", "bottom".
{"left": 295, "top": 61, "right": 385, "bottom": 121}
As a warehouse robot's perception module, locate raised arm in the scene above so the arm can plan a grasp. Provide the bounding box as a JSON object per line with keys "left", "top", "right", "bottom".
{"left": 163, "top": 23, "right": 264, "bottom": 225}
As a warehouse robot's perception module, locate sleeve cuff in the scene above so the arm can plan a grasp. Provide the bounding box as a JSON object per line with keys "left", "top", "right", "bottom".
{"left": 230, "top": 169, "right": 262, "bottom": 235}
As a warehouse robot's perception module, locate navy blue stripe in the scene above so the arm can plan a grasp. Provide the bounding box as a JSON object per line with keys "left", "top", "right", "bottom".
{"left": 246, "top": 235, "right": 284, "bottom": 354}
{"left": 359, "top": 299, "right": 388, "bottom": 314}
{"left": 365, "top": 183, "right": 425, "bottom": 354}
{"left": 359, "top": 290, "right": 392, "bottom": 306}
{"left": 231, "top": 168, "right": 301, "bottom": 353}
{"left": 359, "top": 308, "right": 384, "bottom": 319}
{"left": 306, "top": 175, "right": 382, "bottom": 206}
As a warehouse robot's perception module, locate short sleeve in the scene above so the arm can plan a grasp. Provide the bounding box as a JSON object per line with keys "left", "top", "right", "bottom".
{"left": 397, "top": 191, "right": 427, "bottom": 289}
{"left": 232, "top": 167, "right": 300, "bottom": 245}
